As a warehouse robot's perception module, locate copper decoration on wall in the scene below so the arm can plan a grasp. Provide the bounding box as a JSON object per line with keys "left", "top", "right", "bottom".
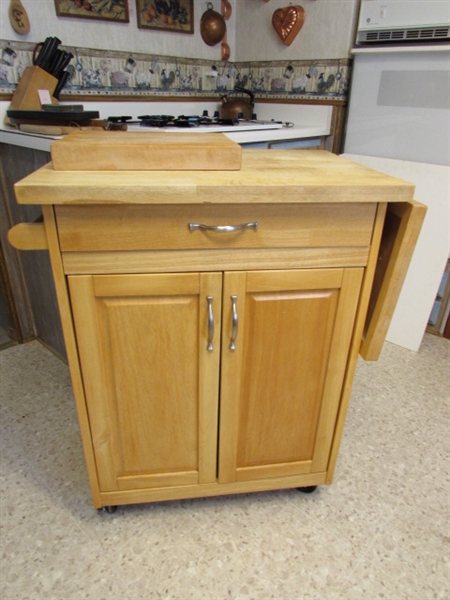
{"left": 200, "top": 3, "right": 226, "bottom": 46}
{"left": 272, "top": 5, "right": 305, "bottom": 46}
{"left": 221, "top": 0, "right": 231, "bottom": 61}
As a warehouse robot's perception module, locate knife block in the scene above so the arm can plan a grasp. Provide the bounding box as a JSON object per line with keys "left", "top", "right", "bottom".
{"left": 9, "top": 66, "right": 58, "bottom": 110}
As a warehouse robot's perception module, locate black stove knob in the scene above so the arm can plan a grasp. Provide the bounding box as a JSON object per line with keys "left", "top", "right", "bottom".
{"left": 252, "top": 113, "right": 257, "bottom": 120}
{"left": 213, "top": 110, "right": 220, "bottom": 118}
{"left": 237, "top": 112, "right": 244, "bottom": 120}
{"left": 202, "top": 110, "right": 209, "bottom": 117}
{"left": 108, "top": 116, "right": 132, "bottom": 123}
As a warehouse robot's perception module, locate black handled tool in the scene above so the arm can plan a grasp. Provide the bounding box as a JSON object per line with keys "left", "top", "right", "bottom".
{"left": 32, "top": 37, "right": 62, "bottom": 73}
{"left": 48, "top": 50, "right": 73, "bottom": 79}
{"left": 53, "top": 70, "right": 70, "bottom": 100}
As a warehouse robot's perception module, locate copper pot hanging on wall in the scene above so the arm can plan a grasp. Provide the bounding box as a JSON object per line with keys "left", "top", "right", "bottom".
{"left": 200, "top": 2, "right": 227, "bottom": 46}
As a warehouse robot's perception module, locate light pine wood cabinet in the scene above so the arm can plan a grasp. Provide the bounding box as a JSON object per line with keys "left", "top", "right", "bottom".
{"left": 8, "top": 150, "right": 426, "bottom": 511}
{"left": 68, "top": 267, "right": 363, "bottom": 496}
{"left": 218, "top": 268, "right": 364, "bottom": 484}
{"left": 69, "top": 272, "right": 222, "bottom": 492}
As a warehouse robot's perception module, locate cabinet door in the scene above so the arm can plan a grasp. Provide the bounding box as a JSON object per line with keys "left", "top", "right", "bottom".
{"left": 218, "top": 268, "right": 364, "bottom": 484}
{"left": 68, "top": 272, "right": 222, "bottom": 492}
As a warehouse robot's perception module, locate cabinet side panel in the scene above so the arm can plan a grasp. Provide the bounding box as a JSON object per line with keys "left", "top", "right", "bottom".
{"left": 42, "top": 209, "right": 102, "bottom": 508}
{"left": 325, "top": 204, "right": 387, "bottom": 483}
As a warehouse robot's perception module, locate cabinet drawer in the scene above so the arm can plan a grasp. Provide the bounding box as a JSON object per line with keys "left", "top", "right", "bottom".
{"left": 55, "top": 203, "right": 377, "bottom": 252}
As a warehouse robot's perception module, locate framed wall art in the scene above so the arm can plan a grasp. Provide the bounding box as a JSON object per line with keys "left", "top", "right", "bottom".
{"left": 54, "top": 0, "right": 130, "bottom": 23}
{"left": 137, "top": 0, "right": 194, "bottom": 33}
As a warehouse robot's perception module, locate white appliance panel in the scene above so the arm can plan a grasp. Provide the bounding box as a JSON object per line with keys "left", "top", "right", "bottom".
{"left": 344, "top": 49, "right": 450, "bottom": 351}
{"left": 344, "top": 52, "right": 450, "bottom": 166}
{"left": 358, "top": 0, "right": 450, "bottom": 30}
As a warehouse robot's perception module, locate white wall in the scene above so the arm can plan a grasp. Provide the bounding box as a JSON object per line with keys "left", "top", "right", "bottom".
{"left": 1, "top": 0, "right": 359, "bottom": 61}
{"left": 0, "top": 0, "right": 234, "bottom": 60}
{"left": 235, "top": 0, "right": 360, "bottom": 61}
{"left": 343, "top": 154, "right": 450, "bottom": 352}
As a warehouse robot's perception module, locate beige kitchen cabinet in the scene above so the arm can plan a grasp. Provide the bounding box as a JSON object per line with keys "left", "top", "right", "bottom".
{"left": 8, "top": 148, "right": 425, "bottom": 511}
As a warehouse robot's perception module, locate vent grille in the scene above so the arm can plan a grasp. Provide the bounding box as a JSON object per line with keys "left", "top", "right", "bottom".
{"left": 358, "top": 26, "right": 450, "bottom": 44}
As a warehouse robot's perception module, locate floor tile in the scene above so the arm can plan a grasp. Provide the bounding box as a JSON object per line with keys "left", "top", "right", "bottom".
{"left": 1, "top": 337, "right": 449, "bottom": 600}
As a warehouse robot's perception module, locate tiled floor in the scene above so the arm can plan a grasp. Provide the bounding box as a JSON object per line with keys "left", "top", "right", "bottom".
{"left": 0, "top": 335, "right": 449, "bottom": 600}
{"left": 0, "top": 327, "right": 14, "bottom": 351}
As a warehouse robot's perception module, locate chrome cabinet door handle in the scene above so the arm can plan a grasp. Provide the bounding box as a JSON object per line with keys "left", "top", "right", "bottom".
{"left": 189, "top": 222, "right": 258, "bottom": 233}
{"left": 207, "top": 296, "right": 214, "bottom": 352}
{"left": 230, "top": 295, "right": 238, "bottom": 351}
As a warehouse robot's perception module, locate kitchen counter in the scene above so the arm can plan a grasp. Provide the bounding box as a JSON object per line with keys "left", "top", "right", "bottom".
{"left": 0, "top": 100, "right": 332, "bottom": 152}
{"left": 13, "top": 149, "right": 414, "bottom": 205}
{"left": 0, "top": 123, "right": 329, "bottom": 153}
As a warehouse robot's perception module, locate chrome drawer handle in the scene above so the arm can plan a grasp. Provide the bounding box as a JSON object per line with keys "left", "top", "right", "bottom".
{"left": 189, "top": 222, "right": 258, "bottom": 233}
{"left": 207, "top": 296, "right": 214, "bottom": 352}
{"left": 230, "top": 295, "right": 238, "bottom": 352}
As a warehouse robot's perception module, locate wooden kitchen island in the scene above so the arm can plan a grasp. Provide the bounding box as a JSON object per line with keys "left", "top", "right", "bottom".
{"left": 9, "top": 147, "right": 425, "bottom": 511}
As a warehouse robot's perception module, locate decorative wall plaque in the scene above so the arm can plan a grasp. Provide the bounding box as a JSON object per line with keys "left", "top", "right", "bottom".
{"left": 54, "top": 0, "right": 129, "bottom": 22}
{"left": 272, "top": 5, "right": 305, "bottom": 46}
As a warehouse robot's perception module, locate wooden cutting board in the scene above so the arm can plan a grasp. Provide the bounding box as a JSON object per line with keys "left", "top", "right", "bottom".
{"left": 50, "top": 130, "right": 242, "bottom": 171}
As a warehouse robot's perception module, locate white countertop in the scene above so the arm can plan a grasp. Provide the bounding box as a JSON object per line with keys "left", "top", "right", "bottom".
{"left": 0, "top": 100, "right": 332, "bottom": 152}
{"left": 0, "top": 123, "right": 329, "bottom": 153}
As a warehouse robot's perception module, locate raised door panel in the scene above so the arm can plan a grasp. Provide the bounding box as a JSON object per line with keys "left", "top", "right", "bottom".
{"left": 218, "top": 268, "right": 364, "bottom": 484}
{"left": 68, "top": 272, "right": 222, "bottom": 492}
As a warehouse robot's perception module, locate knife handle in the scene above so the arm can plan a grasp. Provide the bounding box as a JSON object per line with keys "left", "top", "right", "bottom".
{"left": 53, "top": 52, "right": 74, "bottom": 79}
{"left": 32, "top": 42, "right": 42, "bottom": 66}
{"left": 48, "top": 49, "right": 63, "bottom": 75}
{"left": 53, "top": 71, "right": 70, "bottom": 100}
{"left": 34, "top": 36, "right": 62, "bottom": 72}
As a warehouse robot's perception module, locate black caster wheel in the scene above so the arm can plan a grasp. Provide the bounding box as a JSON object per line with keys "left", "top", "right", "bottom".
{"left": 297, "top": 486, "right": 317, "bottom": 494}
{"left": 103, "top": 505, "right": 118, "bottom": 513}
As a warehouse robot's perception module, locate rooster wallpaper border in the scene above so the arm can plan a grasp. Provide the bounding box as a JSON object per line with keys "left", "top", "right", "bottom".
{"left": 0, "top": 41, "right": 351, "bottom": 103}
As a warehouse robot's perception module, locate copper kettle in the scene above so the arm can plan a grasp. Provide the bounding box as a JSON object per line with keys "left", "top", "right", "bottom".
{"left": 220, "top": 86, "right": 255, "bottom": 120}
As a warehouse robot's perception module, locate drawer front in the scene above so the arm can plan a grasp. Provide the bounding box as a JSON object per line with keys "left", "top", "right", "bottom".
{"left": 55, "top": 203, "right": 377, "bottom": 252}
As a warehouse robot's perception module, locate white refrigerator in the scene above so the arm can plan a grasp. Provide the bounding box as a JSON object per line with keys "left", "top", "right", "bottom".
{"left": 343, "top": 48, "right": 450, "bottom": 351}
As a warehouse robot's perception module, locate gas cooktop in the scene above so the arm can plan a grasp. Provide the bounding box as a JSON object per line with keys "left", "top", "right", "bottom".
{"left": 107, "top": 113, "right": 292, "bottom": 133}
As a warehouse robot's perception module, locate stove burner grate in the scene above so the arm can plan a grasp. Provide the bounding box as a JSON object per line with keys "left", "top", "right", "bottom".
{"left": 137, "top": 113, "right": 239, "bottom": 128}
{"left": 106, "top": 112, "right": 293, "bottom": 131}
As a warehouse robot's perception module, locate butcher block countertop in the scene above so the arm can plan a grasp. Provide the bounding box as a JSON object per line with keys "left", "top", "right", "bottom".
{"left": 14, "top": 150, "right": 415, "bottom": 205}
